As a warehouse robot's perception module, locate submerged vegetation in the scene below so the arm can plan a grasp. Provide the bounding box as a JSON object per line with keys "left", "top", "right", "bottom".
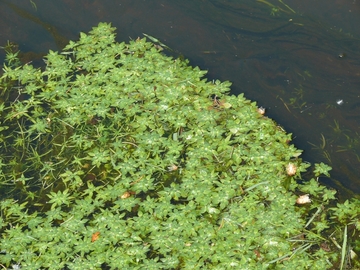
{"left": 0, "top": 22, "right": 359, "bottom": 269}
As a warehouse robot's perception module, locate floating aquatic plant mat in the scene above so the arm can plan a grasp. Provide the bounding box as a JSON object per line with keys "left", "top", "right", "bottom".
{"left": 0, "top": 23, "right": 359, "bottom": 269}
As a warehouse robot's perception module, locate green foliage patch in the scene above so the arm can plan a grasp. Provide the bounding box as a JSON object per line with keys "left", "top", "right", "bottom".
{"left": 0, "top": 22, "right": 359, "bottom": 269}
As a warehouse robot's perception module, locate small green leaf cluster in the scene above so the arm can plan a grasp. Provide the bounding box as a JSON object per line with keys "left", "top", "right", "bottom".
{"left": 0, "top": 22, "right": 359, "bottom": 269}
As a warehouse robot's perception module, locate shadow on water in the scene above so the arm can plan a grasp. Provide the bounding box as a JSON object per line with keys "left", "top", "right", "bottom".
{"left": 0, "top": 0, "right": 360, "bottom": 199}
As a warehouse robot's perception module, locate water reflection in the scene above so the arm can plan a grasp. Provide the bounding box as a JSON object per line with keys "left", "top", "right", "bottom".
{"left": 0, "top": 0, "right": 359, "bottom": 198}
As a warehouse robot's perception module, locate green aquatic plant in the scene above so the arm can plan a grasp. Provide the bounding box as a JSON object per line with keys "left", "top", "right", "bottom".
{"left": 293, "top": 84, "right": 305, "bottom": 100}
{"left": 336, "top": 133, "right": 360, "bottom": 153}
{"left": 329, "top": 119, "right": 342, "bottom": 135}
{"left": 308, "top": 134, "right": 332, "bottom": 163}
{"left": 29, "top": 0, "right": 37, "bottom": 11}
{"left": 257, "top": 0, "right": 295, "bottom": 16}
{"left": 0, "top": 22, "right": 359, "bottom": 269}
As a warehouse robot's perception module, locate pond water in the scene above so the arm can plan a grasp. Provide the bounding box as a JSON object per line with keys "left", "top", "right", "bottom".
{"left": 1, "top": 0, "right": 360, "bottom": 199}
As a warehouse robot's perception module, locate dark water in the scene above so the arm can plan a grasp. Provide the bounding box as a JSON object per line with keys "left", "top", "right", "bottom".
{"left": 1, "top": 0, "right": 360, "bottom": 198}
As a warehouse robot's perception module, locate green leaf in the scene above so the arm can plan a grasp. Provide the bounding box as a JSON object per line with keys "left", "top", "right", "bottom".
{"left": 314, "top": 162, "right": 332, "bottom": 177}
